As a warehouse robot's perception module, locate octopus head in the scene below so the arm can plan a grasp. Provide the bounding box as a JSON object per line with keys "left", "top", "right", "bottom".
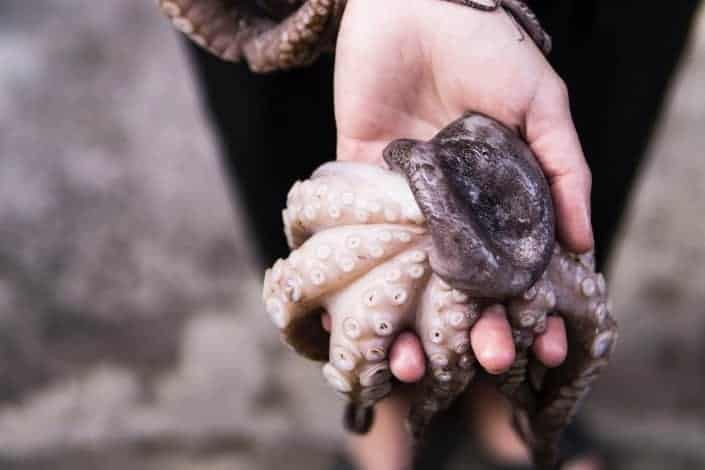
{"left": 383, "top": 113, "right": 555, "bottom": 299}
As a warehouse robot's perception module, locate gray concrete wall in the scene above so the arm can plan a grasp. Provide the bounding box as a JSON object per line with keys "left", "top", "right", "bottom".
{"left": 0, "top": 1, "right": 703, "bottom": 468}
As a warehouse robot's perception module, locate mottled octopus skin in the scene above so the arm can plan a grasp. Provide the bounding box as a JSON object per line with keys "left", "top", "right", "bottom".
{"left": 158, "top": 0, "right": 551, "bottom": 72}
{"left": 384, "top": 114, "right": 554, "bottom": 299}
{"left": 262, "top": 114, "right": 617, "bottom": 469}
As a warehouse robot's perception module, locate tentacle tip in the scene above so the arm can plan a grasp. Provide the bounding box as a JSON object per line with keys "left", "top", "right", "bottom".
{"left": 343, "top": 404, "right": 375, "bottom": 434}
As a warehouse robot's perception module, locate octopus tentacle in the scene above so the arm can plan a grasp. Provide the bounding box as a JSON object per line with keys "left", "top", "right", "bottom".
{"left": 501, "top": 276, "right": 556, "bottom": 396}
{"left": 443, "top": 0, "right": 551, "bottom": 54}
{"left": 263, "top": 224, "right": 426, "bottom": 348}
{"left": 523, "top": 246, "right": 617, "bottom": 468}
{"left": 507, "top": 276, "right": 556, "bottom": 338}
{"left": 158, "top": 0, "right": 345, "bottom": 71}
{"left": 321, "top": 243, "right": 433, "bottom": 432}
{"left": 243, "top": 0, "right": 345, "bottom": 72}
{"left": 284, "top": 163, "right": 423, "bottom": 248}
{"left": 407, "top": 275, "right": 480, "bottom": 440}
{"left": 500, "top": 0, "right": 552, "bottom": 54}
{"left": 158, "top": 0, "right": 274, "bottom": 61}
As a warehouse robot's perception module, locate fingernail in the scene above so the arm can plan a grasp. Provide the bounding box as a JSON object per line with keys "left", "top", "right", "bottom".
{"left": 543, "top": 339, "right": 567, "bottom": 368}
{"left": 478, "top": 347, "right": 515, "bottom": 375}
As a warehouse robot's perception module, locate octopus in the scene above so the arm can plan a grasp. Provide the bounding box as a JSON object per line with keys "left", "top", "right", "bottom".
{"left": 262, "top": 113, "right": 617, "bottom": 469}
{"left": 157, "top": 0, "right": 552, "bottom": 72}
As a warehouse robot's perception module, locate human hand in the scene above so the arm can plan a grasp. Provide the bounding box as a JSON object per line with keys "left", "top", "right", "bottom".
{"left": 329, "top": 0, "right": 592, "bottom": 380}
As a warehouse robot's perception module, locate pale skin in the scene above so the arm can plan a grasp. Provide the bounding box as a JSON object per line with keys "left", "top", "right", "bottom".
{"left": 324, "top": 0, "right": 595, "bottom": 468}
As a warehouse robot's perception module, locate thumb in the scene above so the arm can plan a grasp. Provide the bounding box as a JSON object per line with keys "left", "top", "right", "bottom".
{"left": 525, "top": 77, "right": 594, "bottom": 253}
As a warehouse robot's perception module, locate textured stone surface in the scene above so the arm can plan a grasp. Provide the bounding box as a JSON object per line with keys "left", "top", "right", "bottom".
{"left": 0, "top": 1, "right": 704, "bottom": 469}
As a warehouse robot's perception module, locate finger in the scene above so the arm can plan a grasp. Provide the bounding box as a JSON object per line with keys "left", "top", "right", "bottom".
{"left": 321, "top": 313, "right": 332, "bottom": 332}
{"left": 389, "top": 331, "right": 426, "bottom": 383}
{"left": 532, "top": 316, "right": 568, "bottom": 368}
{"left": 525, "top": 76, "right": 594, "bottom": 253}
{"left": 470, "top": 304, "right": 516, "bottom": 374}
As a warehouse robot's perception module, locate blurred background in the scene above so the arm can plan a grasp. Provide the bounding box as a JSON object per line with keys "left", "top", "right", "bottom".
{"left": 0, "top": 1, "right": 704, "bottom": 469}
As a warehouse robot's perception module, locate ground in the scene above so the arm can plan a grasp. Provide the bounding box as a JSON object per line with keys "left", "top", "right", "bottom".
{"left": 0, "top": 2, "right": 704, "bottom": 468}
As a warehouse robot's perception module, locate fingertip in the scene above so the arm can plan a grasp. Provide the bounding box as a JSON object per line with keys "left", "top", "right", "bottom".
{"left": 471, "top": 305, "right": 516, "bottom": 375}
{"left": 532, "top": 316, "right": 568, "bottom": 368}
{"left": 478, "top": 344, "right": 516, "bottom": 375}
{"left": 389, "top": 332, "right": 426, "bottom": 383}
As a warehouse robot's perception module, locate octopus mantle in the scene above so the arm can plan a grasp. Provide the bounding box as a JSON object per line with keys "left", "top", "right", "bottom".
{"left": 262, "top": 114, "right": 617, "bottom": 469}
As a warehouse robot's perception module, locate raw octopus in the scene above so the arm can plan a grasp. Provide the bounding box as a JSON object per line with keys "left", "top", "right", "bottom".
{"left": 262, "top": 113, "right": 617, "bottom": 468}
{"left": 155, "top": 2, "right": 616, "bottom": 467}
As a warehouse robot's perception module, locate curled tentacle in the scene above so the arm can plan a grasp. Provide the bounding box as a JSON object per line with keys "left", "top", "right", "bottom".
{"left": 243, "top": 0, "right": 345, "bottom": 72}
{"left": 383, "top": 113, "right": 555, "bottom": 299}
{"left": 407, "top": 275, "right": 480, "bottom": 440}
{"left": 501, "top": 276, "right": 556, "bottom": 396}
{"left": 158, "top": 0, "right": 344, "bottom": 71}
{"left": 158, "top": 0, "right": 274, "bottom": 61}
{"left": 263, "top": 224, "right": 426, "bottom": 358}
{"left": 285, "top": 163, "right": 424, "bottom": 248}
{"left": 322, "top": 242, "right": 432, "bottom": 431}
{"left": 521, "top": 246, "right": 617, "bottom": 468}
{"left": 443, "top": 0, "right": 551, "bottom": 54}
{"left": 500, "top": 0, "right": 552, "bottom": 54}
